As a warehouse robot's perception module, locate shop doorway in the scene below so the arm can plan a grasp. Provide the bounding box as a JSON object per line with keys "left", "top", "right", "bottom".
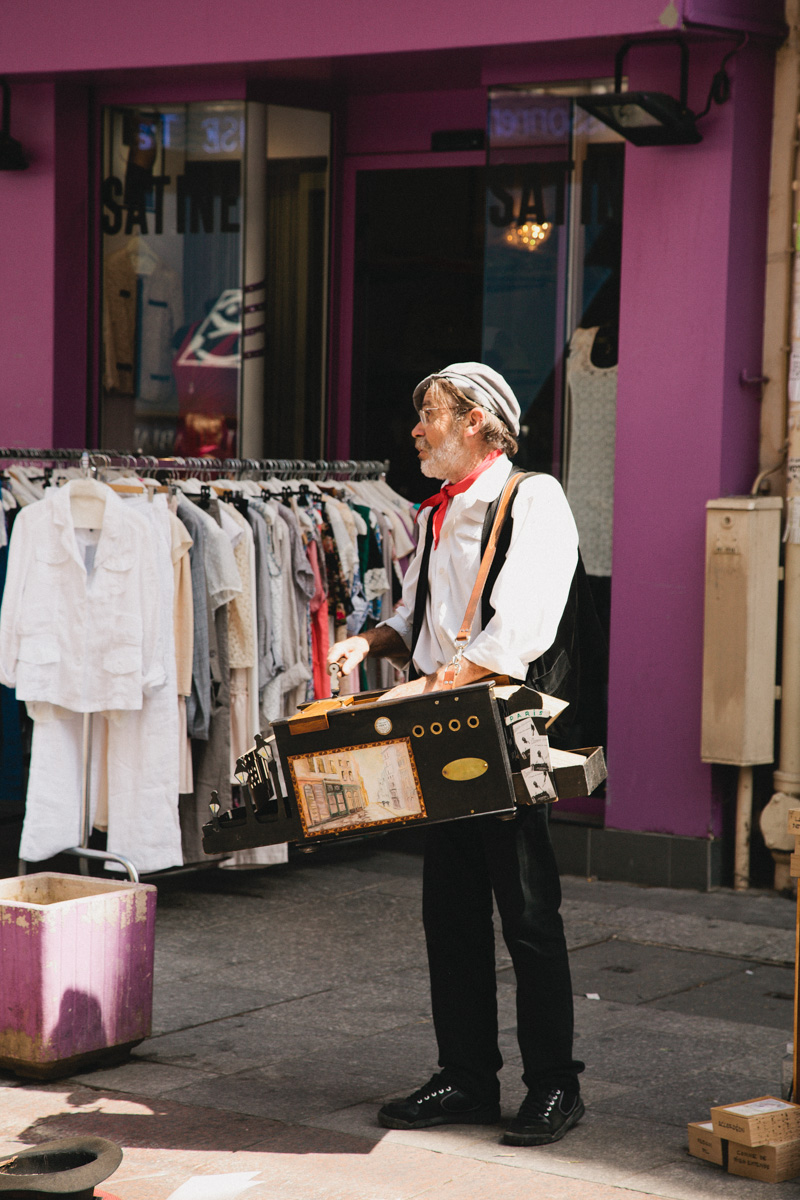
{"left": 350, "top": 165, "right": 486, "bottom": 503}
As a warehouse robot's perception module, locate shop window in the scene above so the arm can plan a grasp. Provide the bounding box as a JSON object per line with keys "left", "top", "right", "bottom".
{"left": 99, "top": 101, "right": 330, "bottom": 460}
{"left": 485, "top": 86, "right": 623, "bottom": 484}
{"left": 349, "top": 86, "right": 623, "bottom": 507}
{"left": 100, "top": 102, "right": 245, "bottom": 458}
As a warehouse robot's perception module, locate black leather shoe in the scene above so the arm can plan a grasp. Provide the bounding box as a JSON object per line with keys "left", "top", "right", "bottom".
{"left": 502, "top": 1085, "right": 584, "bottom": 1146}
{"left": 378, "top": 1072, "right": 501, "bottom": 1130}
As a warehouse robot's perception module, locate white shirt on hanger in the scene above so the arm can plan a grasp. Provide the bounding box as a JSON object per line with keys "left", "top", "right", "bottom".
{"left": 0, "top": 481, "right": 165, "bottom": 713}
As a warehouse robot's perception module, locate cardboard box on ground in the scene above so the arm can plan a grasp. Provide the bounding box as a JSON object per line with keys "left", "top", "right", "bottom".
{"left": 688, "top": 1098, "right": 800, "bottom": 1184}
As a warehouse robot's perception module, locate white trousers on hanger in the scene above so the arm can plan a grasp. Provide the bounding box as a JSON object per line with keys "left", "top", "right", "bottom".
{"left": 20, "top": 681, "right": 182, "bottom": 874}
{"left": 20, "top": 496, "right": 182, "bottom": 875}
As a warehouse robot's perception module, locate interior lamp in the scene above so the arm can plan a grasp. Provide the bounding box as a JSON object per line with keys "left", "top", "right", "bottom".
{"left": 576, "top": 36, "right": 702, "bottom": 147}
{"left": 0, "top": 79, "right": 29, "bottom": 170}
{"left": 505, "top": 220, "right": 553, "bottom": 252}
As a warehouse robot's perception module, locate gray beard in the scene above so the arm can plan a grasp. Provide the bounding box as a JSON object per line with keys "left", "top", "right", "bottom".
{"left": 419, "top": 427, "right": 475, "bottom": 482}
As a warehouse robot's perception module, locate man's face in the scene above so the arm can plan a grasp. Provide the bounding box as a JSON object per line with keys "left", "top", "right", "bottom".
{"left": 412, "top": 388, "right": 470, "bottom": 480}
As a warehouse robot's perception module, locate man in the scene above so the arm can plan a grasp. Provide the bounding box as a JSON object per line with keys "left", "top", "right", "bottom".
{"left": 327, "top": 362, "right": 584, "bottom": 1147}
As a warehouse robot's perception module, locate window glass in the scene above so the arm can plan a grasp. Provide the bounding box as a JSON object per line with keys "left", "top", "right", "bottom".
{"left": 485, "top": 87, "right": 623, "bottom": 481}
{"left": 263, "top": 106, "right": 331, "bottom": 458}
{"left": 100, "top": 101, "right": 244, "bottom": 457}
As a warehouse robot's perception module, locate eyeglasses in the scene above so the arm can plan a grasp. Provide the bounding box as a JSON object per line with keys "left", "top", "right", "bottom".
{"left": 415, "top": 406, "right": 445, "bottom": 426}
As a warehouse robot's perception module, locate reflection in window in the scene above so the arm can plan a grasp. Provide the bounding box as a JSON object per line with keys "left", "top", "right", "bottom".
{"left": 100, "top": 102, "right": 244, "bottom": 457}
{"left": 264, "top": 106, "right": 331, "bottom": 458}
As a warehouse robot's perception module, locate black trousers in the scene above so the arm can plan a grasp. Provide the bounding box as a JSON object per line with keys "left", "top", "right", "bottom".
{"left": 422, "top": 805, "right": 584, "bottom": 1103}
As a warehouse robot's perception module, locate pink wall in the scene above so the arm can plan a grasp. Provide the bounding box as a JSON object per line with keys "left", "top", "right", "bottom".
{"left": 52, "top": 86, "right": 90, "bottom": 448}
{"left": 346, "top": 89, "right": 486, "bottom": 156}
{"left": 0, "top": 83, "right": 57, "bottom": 448}
{"left": 606, "top": 39, "right": 773, "bottom": 838}
{"left": 0, "top": 1, "right": 734, "bottom": 78}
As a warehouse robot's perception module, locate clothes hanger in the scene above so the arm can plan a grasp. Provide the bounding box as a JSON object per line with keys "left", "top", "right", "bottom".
{"left": 68, "top": 456, "right": 108, "bottom": 528}
{"left": 124, "top": 235, "right": 159, "bottom": 276}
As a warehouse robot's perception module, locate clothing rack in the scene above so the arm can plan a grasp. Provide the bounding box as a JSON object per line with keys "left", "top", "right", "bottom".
{"left": 0, "top": 449, "right": 390, "bottom": 482}
{"left": 2, "top": 449, "right": 392, "bottom": 881}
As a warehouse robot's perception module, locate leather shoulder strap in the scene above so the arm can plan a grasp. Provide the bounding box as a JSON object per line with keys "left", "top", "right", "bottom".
{"left": 454, "top": 470, "right": 526, "bottom": 646}
{"left": 481, "top": 469, "right": 537, "bottom": 629}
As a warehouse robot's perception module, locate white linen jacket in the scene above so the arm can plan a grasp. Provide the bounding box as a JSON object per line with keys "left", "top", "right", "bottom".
{"left": 0, "top": 482, "right": 165, "bottom": 712}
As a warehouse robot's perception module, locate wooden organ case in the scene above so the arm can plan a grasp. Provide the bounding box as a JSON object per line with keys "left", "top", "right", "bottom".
{"left": 202, "top": 682, "right": 606, "bottom": 855}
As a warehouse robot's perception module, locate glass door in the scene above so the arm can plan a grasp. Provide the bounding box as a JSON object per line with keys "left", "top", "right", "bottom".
{"left": 486, "top": 84, "right": 624, "bottom": 782}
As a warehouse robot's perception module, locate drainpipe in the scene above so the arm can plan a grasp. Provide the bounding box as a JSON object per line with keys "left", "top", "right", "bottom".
{"left": 771, "top": 220, "right": 800, "bottom": 830}
{"left": 761, "top": 4, "right": 800, "bottom": 886}
{"left": 760, "top": 3, "right": 800, "bottom": 492}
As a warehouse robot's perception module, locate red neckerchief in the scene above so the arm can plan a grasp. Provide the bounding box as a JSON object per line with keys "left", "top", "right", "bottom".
{"left": 416, "top": 450, "right": 502, "bottom": 548}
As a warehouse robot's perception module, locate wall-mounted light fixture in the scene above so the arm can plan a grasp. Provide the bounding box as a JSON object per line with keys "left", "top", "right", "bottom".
{"left": 576, "top": 36, "right": 703, "bottom": 147}
{"left": 0, "top": 79, "right": 29, "bottom": 170}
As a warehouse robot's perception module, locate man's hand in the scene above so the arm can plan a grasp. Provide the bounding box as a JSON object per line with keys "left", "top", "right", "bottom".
{"left": 327, "top": 636, "right": 371, "bottom": 678}
{"left": 327, "top": 625, "right": 409, "bottom": 677}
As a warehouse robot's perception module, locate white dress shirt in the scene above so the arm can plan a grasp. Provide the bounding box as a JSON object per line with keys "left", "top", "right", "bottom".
{"left": 382, "top": 454, "right": 579, "bottom": 682}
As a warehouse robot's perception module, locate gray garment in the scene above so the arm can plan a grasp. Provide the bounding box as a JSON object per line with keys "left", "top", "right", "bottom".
{"left": 177, "top": 498, "right": 212, "bottom": 741}
{"left": 276, "top": 504, "right": 316, "bottom": 711}
{"left": 277, "top": 504, "right": 316, "bottom": 603}
{"left": 259, "top": 502, "right": 290, "bottom": 727}
{"left": 365, "top": 512, "right": 397, "bottom": 691}
{"left": 246, "top": 505, "right": 275, "bottom": 694}
{"left": 180, "top": 498, "right": 232, "bottom": 864}
{"left": 250, "top": 498, "right": 284, "bottom": 680}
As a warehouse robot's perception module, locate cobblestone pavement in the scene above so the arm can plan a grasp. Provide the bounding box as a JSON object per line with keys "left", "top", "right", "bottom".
{"left": 1, "top": 834, "right": 797, "bottom": 1200}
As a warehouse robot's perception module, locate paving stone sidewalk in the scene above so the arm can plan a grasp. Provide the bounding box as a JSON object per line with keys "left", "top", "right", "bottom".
{"left": 1, "top": 835, "right": 798, "bottom": 1200}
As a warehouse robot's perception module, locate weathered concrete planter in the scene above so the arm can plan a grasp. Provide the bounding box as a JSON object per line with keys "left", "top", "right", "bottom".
{"left": 0, "top": 873, "right": 156, "bottom": 1079}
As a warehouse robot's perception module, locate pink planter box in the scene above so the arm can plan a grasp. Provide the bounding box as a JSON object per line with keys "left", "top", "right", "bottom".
{"left": 0, "top": 872, "right": 157, "bottom": 1079}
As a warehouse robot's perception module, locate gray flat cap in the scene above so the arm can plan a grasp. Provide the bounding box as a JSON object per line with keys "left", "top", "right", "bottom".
{"left": 413, "top": 361, "right": 521, "bottom": 437}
